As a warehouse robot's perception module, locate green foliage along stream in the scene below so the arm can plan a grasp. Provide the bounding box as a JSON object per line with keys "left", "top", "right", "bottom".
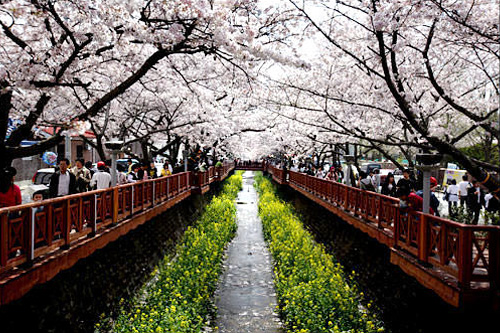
{"left": 255, "top": 173, "right": 384, "bottom": 333}
{"left": 97, "top": 172, "right": 243, "bottom": 333}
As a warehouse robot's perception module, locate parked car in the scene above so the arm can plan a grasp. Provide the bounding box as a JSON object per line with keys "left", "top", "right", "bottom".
{"left": 32, "top": 167, "right": 55, "bottom": 186}
{"left": 117, "top": 158, "right": 139, "bottom": 171}
{"left": 19, "top": 167, "right": 55, "bottom": 203}
{"left": 360, "top": 162, "right": 382, "bottom": 173}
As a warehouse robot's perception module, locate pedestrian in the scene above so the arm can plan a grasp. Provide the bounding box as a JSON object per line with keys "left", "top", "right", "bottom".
{"left": 137, "top": 162, "right": 149, "bottom": 180}
{"left": 84, "top": 161, "right": 95, "bottom": 177}
{"left": 149, "top": 161, "right": 158, "bottom": 179}
{"left": 326, "top": 166, "right": 336, "bottom": 181}
{"left": 161, "top": 161, "right": 173, "bottom": 176}
{"left": 116, "top": 164, "right": 128, "bottom": 185}
{"left": 373, "top": 168, "right": 381, "bottom": 192}
{"left": 416, "top": 177, "right": 440, "bottom": 216}
{"left": 485, "top": 193, "right": 499, "bottom": 213}
{"left": 0, "top": 167, "right": 22, "bottom": 208}
{"left": 359, "top": 171, "right": 375, "bottom": 191}
{"left": 315, "top": 167, "right": 325, "bottom": 179}
{"left": 127, "top": 158, "right": 134, "bottom": 174}
{"left": 49, "top": 158, "right": 77, "bottom": 198}
{"left": 71, "top": 158, "right": 92, "bottom": 192}
{"left": 336, "top": 166, "right": 344, "bottom": 183}
{"left": 90, "top": 161, "right": 112, "bottom": 190}
{"left": 458, "top": 175, "right": 471, "bottom": 207}
{"left": 445, "top": 179, "right": 459, "bottom": 216}
{"left": 368, "top": 169, "right": 378, "bottom": 192}
{"left": 32, "top": 190, "right": 45, "bottom": 212}
{"left": 127, "top": 164, "right": 141, "bottom": 183}
{"left": 32, "top": 190, "right": 45, "bottom": 202}
{"left": 397, "top": 168, "right": 415, "bottom": 192}
{"left": 397, "top": 186, "right": 434, "bottom": 215}
{"left": 381, "top": 173, "right": 397, "bottom": 197}
{"left": 467, "top": 180, "right": 484, "bottom": 224}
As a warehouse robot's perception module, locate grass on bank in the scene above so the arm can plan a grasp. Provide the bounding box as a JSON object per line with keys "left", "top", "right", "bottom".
{"left": 96, "top": 172, "right": 243, "bottom": 333}
{"left": 255, "top": 173, "right": 384, "bottom": 333}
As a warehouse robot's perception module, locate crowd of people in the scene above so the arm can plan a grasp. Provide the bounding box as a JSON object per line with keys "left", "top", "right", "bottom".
{"left": 0, "top": 158, "right": 179, "bottom": 208}
{"left": 280, "top": 160, "right": 499, "bottom": 224}
{"left": 0, "top": 153, "right": 228, "bottom": 209}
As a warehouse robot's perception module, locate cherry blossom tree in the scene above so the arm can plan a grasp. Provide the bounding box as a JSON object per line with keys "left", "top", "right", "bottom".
{"left": 0, "top": 0, "right": 271, "bottom": 168}
{"left": 260, "top": 0, "right": 499, "bottom": 191}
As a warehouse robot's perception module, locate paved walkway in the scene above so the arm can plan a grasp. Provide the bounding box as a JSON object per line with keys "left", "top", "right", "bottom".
{"left": 214, "top": 171, "right": 281, "bottom": 333}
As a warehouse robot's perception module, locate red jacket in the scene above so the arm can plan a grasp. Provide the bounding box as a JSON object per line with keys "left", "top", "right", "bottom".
{"left": 407, "top": 192, "right": 434, "bottom": 215}
{"left": 0, "top": 185, "right": 22, "bottom": 208}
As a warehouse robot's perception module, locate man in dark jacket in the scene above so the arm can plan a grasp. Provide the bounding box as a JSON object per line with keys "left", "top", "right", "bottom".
{"left": 49, "top": 158, "right": 77, "bottom": 198}
{"left": 396, "top": 168, "right": 415, "bottom": 192}
{"left": 467, "top": 180, "right": 484, "bottom": 224}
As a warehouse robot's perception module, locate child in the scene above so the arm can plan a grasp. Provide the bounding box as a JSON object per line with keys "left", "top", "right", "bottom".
{"left": 32, "top": 190, "right": 45, "bottom": 212}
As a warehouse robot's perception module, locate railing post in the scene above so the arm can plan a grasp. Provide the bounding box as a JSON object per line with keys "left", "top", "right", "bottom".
{"left": 344, "top": 186, "right": 349, "bottom": 211}
{"left": 363, "top": 191, "right": 369, "bottom": 221}
{"left": 47, "top": 204, "right": 53, "bottom": 244}
{"left": 131, "top": 186, "right": 135, "bottom": 215}
{"left": 63, "top": 199, "right": 71, "bottom": 248}
{"left": 112, "top": 188, "right": 119, "bottom": 225}
{"left": 178, "top": 174, "right": 181, "bottom": 193}
{"left": 152, "top": 181, "right": 156, "bottom": 206}
{"left": 458, "top": 228, "right": 473, "bottom": 289}
{"left": 378, "top": 197, "right": 384, "bottom": 229}
{"left": 418, "top": 214, "right": 429, "bottom": 263}
{"left": 393, "top": 206, "right": 400, "bottom": 248}
{"left": 439, "top": 223, "right": 448, "bottom": 265}
{"left": 1, "top": 212, "right": 8, "bottom": 267}
{"left": 488, "top": 229, "right": 500, "bottom": 292}
{"left": 91, "top": 194, "right": 97, "bottom": 236}
{"left": 28, "top": 208, "right": 35, "bottom": 263}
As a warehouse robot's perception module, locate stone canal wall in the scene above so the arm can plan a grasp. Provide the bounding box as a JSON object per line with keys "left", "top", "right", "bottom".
{"left": 276, "top": 184, "right": 497, "bottom": 333}
{"left": 0, "top": 191, "right": 217, "bottom": 333}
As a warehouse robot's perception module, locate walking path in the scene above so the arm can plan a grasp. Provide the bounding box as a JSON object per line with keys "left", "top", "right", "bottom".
{"left": 214, "top": 171, "right": 281, "bottom": 332}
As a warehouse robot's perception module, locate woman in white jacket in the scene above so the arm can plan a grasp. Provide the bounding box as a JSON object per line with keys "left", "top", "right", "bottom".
{"left": 446, "top": 179, "right": 459, "bottom": 215}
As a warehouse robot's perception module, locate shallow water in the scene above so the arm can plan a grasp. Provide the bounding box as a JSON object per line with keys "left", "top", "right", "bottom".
{"left": 214, "top": 171, "right": 281, "bottom": 333}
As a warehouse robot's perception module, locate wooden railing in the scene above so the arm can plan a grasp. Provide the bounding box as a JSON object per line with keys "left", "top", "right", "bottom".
{"left": 0, "top": 172, "right": 191, "bottom": 274}
{"left": 235, "top": 161, "right": 265, "bottom": 170}
{"left": 268, "top": 166, "right": 500, "bottom": 293}
{"left": 0, "top": 162, "right": 235, "bottom": 276}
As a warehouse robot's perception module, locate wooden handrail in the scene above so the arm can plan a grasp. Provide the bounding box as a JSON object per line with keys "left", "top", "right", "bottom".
{"left": 0, "top": 164, "right": 237, "bottom": 274}
{"left": 265, "top": 165, "right": 500, "bottom": 290}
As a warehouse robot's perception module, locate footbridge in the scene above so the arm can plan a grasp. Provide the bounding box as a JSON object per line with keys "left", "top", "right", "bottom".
{"left": 235, "top": 161, "right": 500, "bottom": 308}
{"left": 0, "top": 163, "right": 234, "bottom": 305}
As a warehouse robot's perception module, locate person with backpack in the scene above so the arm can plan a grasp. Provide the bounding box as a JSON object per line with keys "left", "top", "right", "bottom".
{"left": 359, "top": 171, "right": 375, "bottom": 192}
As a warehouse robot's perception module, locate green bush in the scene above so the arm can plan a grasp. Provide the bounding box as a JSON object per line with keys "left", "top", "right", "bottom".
{"left": 97, "top": 172, "right": 243, "bottom": 333}
{"left": 255, "top": 173, "right": 383, "bottom": 333}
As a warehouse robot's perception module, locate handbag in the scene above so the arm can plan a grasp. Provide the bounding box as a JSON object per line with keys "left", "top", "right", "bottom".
{"left": 444, "top": 190, "right": 450, "bottom": 201}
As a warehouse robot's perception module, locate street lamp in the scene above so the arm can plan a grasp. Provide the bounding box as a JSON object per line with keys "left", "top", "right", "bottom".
{"left": 105, "top": 140, "right": 124, "bottom": 187}
{"left": 416, "top": 153, "right": 443, "bottom": 214}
